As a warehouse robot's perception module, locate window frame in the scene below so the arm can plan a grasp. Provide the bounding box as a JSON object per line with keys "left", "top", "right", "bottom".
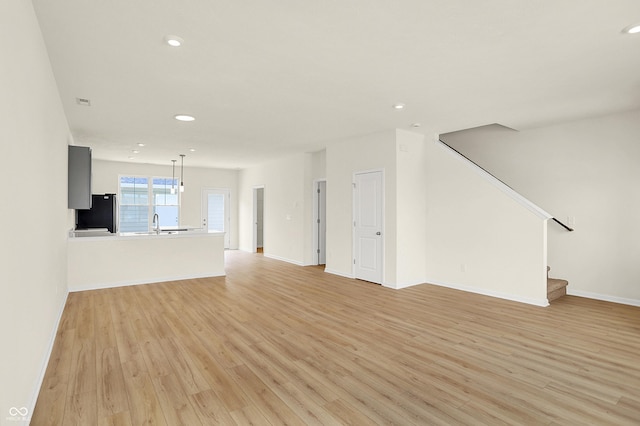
{"left": 118, "top": 174, "right": 180, "bottom": 232}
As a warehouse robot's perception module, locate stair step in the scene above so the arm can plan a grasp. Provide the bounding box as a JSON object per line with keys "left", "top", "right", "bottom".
{"left": 547, "top": 278, "right": 568, "bottom": 302}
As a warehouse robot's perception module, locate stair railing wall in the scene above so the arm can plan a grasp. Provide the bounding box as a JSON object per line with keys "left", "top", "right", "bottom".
{"left": 438, "top": 139, "right": 573, "bottom": 232}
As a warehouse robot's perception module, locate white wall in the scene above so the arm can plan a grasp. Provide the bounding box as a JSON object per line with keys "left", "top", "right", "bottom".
{"left": 325, "top": 130, "right": 398, "bottom": 284}
{"left": 310, "top": 149, "right": 326, "bottom": 180}
{"left": 395, "top": 130, "right": 428, "bottom": 288}
{"left": 238, "top": 153, "right": 308, "bottom": 265}
{"left": 442, "top": 110, "right": 640, "bottom": 305}
{"left": 0, "top": 1, "right": 72, "bottom": 422}
{"left": 92, "top": 159, "right": 239, "bottom": 248}
{"left": 424, "top": 138, "right": 549, "bottom": 306}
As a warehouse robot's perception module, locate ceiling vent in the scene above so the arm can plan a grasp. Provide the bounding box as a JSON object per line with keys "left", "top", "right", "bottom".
{"left": 75, "top": 97, "right": 91, "bottom": 106}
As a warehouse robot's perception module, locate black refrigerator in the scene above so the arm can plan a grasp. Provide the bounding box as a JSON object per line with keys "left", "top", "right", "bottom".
{"left": 76, "top": 194, "right": 117, "bottom": 233}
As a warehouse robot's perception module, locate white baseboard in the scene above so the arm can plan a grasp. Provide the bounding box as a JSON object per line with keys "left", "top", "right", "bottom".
{"left": 68, "top": 271, "right": 225, "bottom": 293}
{"left": 426, "top": 278, "right": 549, "bottom": 307}
{"left": 384, "top": 280, "right": 424, "bottom": 290}
{"left": 263, "top": 253, "right": 304, "bottom": 266}
{"left": 567, "top": 289, "right": 640, "bottom": 307}
{"left": 27, "top": 289, "right": 69, "bottom": 422}
{"left": 324, "top": 268, "right": 355, "bottom": 279}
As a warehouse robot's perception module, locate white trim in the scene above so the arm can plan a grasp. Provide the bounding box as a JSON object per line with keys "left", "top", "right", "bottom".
{"left": 383, "top": 280, "right": 424, "bottom": 290}
{"left": 567, "top": 289, "right": 640, "bottom": 307}
{"left": 324, "top": 268, "right": 355, "bottom": 279}
{"left": 435, "top": 140, "right": 552, "bottom": 220}
{"left": 426, "top": 278, "right": 550, "bottom": 307}
{"left": 263, "top": 253, "right": 304, "bottom": 266}
{"left": 68, "top": 272, "right": 225, "bottom": 292}
{"left": 28, "top": 289, "right": 70, "bottom": 421}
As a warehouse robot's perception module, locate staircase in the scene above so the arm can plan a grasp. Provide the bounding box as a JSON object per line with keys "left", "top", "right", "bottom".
{"left": 547, "top": 266, "right": 568, "bottom": 302}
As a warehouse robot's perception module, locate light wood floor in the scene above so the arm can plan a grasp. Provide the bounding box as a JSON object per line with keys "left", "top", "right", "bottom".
{"left": 33, "top": 251, "right": 640, "bottom": 425}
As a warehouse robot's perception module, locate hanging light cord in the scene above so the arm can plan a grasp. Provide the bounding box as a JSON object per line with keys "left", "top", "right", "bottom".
{"left": 180, "top": 154, "right": 185, "bottom": 192}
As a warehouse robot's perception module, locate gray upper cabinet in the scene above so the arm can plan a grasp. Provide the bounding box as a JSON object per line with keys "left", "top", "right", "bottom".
{"left": 68, "top": 145, "right": 92, "bottom": 209}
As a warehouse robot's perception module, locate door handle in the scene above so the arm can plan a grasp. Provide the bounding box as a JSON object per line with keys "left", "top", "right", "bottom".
{"left": 376, "top": 232, "right": 381, "bottom": 235}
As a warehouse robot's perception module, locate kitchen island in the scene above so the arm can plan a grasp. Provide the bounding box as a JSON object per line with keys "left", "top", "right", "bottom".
{"left": 67, "top": 230, "right": 225, "bottom": 291}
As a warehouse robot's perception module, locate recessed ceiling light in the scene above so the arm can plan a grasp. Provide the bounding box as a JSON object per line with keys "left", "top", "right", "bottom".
{"left": 411, "top": 123, "right": 421, "bottom": 128}
{"left": 165, "top": 35, "right": 184, "bottom": 47}
{"left": 623, "top": 24, "right": 640, "bottom": 34}
{"left": 128, "top": 156, "right": 135, "bottom": 160}
{"left": 174, "top": 114, "right": 195, "bottom": 122}
{"left": 137, "top": 143, "right": 145, "bottom": 147}
{"left": 132, "top": 150, "right": 139, "bottom": 154}
{"left": 393, "top": 103, "right": 405, "bottom": 110}
{"left": 189, "top": 148, "right": 196, "bottom": 152}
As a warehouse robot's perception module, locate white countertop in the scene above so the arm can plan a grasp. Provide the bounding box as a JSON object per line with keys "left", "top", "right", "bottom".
{"left": 69, "top": 228, "right": 224, "bottom": 241}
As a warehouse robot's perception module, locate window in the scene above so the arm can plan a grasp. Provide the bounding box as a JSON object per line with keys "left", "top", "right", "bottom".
{"left": 202, "top": 188, "right": 231, "bottom": 248}
{"left": 119, "top": 176, "right": 179, "bottom": 232}
{"left": 207, "top": 193, "right": 225, "bottom": 232}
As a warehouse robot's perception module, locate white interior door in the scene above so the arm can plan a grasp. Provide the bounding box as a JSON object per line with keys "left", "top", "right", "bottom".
{"left": 202, "top": 188, "right": 230, "bottom": 248}
{"left": 353, "top": 171, "right": 383, "bottom": 284}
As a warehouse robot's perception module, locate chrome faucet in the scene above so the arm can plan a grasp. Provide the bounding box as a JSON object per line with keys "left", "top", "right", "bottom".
{"left": 152, "top": 213, "right": 160, "bottom": 234}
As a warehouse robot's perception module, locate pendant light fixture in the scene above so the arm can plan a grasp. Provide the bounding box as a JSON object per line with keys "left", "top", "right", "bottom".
{"left": 179, "top": 154, "right": 185, "bottom": 193}
{"left": 170, "top": 159, "right": 176, "bottom": 194}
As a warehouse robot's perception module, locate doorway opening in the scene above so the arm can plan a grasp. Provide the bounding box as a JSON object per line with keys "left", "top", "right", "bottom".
{"left": 313, "top": 179, "right": 327, "bottom": 265}
{"left": 253, "top": 186, "right": 264, "bottom": 254}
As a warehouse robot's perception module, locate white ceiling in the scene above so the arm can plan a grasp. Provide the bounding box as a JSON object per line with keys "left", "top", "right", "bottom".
{"left": 32, "top": 0, "right": 640, "bottom": 169}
